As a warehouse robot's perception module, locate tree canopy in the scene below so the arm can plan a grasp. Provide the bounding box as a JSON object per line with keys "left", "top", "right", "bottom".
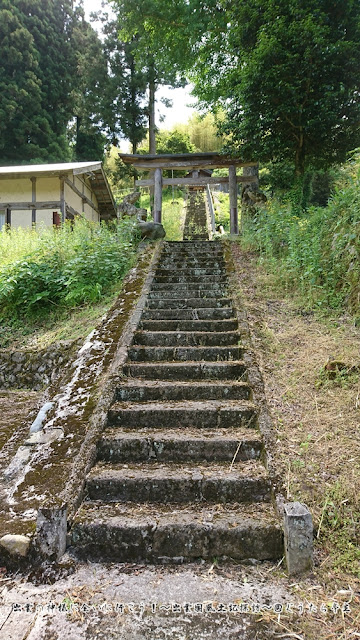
{"left": 124, "top": 0, "right": 360, "bottom": 177}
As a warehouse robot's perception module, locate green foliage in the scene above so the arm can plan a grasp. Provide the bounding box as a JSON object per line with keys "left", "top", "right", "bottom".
{"left": 0, "top": 0, "right": 77, "bottom": 162}
{"left": 102, "top": 21, "right": 148, "bottom": 154}
{"left": 0, "top": 218, "right": 138, "bottom": 318}
{"left": 137, "top": 0, "right": 360, "bottom": 186}
{"left": 140, "top": 187, "right": 185, "bottom": 241}
{"left": 112, "top": 0, "right": 186, "bottom": 155}
{"left": 155, "top": 129, "right": 195, "bottom": 155}
{"left": 175, "top": 113, "right": 224, "bottom": 152}
{"left": 212, "top": 191, "right": 230, "bottom": 232}
{"left": 191, "top": 0, "right": 360, "bottom": 179}
{"left": 241, "top": 153, "right": 360, "bottom": 313}
{"left": 71, "top": 13, "right": 113, "bottom": 161}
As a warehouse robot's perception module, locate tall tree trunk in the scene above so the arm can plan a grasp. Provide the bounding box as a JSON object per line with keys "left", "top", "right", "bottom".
{"left": 149, "top": 78, "right": 156, "bottom": 154}
{"left": 148, "top": 61, "right": 156, "bottom": 210}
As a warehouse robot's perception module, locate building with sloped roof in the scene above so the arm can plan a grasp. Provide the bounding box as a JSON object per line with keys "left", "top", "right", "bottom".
{"left": 0, "top": 162, "right": 117, "bottom": 231}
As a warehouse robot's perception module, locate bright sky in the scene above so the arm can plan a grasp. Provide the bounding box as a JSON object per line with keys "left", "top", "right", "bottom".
{"left": 82, "top": 0, "right": 196, "bottom": 131}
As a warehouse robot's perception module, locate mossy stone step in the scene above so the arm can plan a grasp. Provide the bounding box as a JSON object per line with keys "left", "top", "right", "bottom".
{"left": 154, "top": 275, "right": 227, "bottom": 284}
{"left": 132, "top": 331, "right": 241, "bottom": 347}
{"left": 86, "top": 460, "right": 271, "bottom": 503}
{"left": 127, "top": 345, "right": 243, "bottom": 362}
{"left": 159, "top": 260, "right": 225, "bottom": 268}
{"left": 116, "top": 380, "right": 251, "bottom": 402}
{"left": 155, "top": 268, "right": 225, "bottom": 277}
{"left": 148, "top": 290, "right": 227, "bottom": 299}
{"left": 146, "top": 298, "right": 232, "bottom": 309}
{"left": 108, "top": 400, "right": 256, "bottom": 429}
{"left": 141, "top": 309, "right": 235, "bottom": 321}
{"left": 150, "top": 283, "right": 226, "bottom": 292}
{"left": 71, "top": 502, "right": 283, "bottom": 563}
{"left": 97, "top": 426, "right": 261, "bottom": 463}
{"left": 123, "top": 361, "right": 247, "bottom": 380}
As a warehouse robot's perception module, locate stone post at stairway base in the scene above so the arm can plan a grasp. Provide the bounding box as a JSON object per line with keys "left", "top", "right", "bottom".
{"left": 284, "top": 502, "right": 313, "bottom": 575}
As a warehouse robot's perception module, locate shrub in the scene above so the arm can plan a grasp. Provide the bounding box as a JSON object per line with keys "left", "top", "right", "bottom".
{"left": 0, "top": 218, "right": 138, "bottom": 318}
{"left": 241, "top": 152, "right": 360, "bottom": 312}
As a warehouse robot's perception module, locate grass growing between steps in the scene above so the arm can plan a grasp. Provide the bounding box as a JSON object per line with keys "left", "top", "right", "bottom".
{"left": 140, "top": 188, "right": 185, "bottom": 241}
{"left": 231, "top": 243, "right": 360, "bottom": 639}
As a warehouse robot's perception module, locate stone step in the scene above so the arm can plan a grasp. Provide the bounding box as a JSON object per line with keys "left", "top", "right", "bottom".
{"left": 154, "top": 275, "right": 227, "bottom": 284}
{"left": 160, "top": 251, "right": 224, "bottom": 259}
{"left": 183, "top": 232, "right": 209, "bottom": 237}
{"left": 148, "top": 290, "right": 226, "bottom": 299}
{"left": 86, "top": 460, "right": 271, "bottom": 503}
{"left": 159, "top": 260, "right": 225, "bottom": 268}
{"left": 165, "top": 240, "right": 217, "bottom": 245}
{"left": 141, "top": 308, "right": 235, "bottom": 320}
{"left": 116, "top": 380, "right": 251, "bottom": 402}
{"left": 71, "top": 502, "right": 283, "bottom": 563}
{"left": 161, "top": 250, "right": 223, "bottom": 258}
{"left": 155, "top": 268, "right": 225, "bottom": 277}
{"left": 146, "top": 298, "right": 232, "bottom": 309}
{"left": 150, "top": 283, "right": 227, "bottom": 292}
{"left": 97, "top": 426, "right": 261, "bottom": 463}
{"left": 127, "top": 345, "right": 243, "bottom": 362}
{"left": 123, "top": 361, "right": 247, "bottom": 380}
{"left": 107, "top": 400, "right": 256, "bottom": 429}
{"left": 139, "top": 319, "right": 238, "bottom": 332}
{"left": 132, "top": 331, "right": 241, "bottom": 347}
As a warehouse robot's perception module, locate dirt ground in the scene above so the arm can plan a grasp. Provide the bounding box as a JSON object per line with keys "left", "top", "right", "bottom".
{"left": 231, "top": 245, "right": 360, "bottom": 638}
{"left": 0, "top": 247, "right": 359, "bottom": 639}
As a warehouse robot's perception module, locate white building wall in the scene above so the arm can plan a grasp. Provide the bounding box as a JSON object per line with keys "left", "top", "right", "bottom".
{"left": 0, "top": 178, "right": 32, "bottom": 202}
{"left": 11, "top": 211, "right": 32, "bottom": 228}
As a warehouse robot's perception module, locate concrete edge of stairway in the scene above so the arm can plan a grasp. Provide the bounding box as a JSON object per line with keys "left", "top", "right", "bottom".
{"left": 0, "top": 240, "right": 164, "bottom": 568}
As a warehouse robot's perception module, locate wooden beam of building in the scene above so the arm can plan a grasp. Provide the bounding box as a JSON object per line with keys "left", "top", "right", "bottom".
{"left": 0, "top": 201, "right": 61, "bottom": 210}
{"left": 31, "top": 177, "right": 36, "bottom": 224}
{"left": 135, "top": 176, "right": 258, "bottom": 187}
{"left": 64, "top": 178, "right": 99, "bottom": 214}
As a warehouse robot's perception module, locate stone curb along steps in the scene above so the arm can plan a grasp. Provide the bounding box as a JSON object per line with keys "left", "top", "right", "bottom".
{"left": 70, "top": 240, "right": 286, "bottom": 565}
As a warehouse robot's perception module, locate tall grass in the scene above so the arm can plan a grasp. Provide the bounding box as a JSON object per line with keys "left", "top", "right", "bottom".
{"left": 240, "top": 154, "right": 360, "bottom": 312}
{"left": 0, "top": 218, "right": 139, "bottom": 319}
{"left": 140, "top": 188, "right": 185, "bottom": 241}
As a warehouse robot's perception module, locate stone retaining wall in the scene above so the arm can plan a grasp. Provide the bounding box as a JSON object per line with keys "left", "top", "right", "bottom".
{"left": 0, "top": 341, "right": 80, "bottom": 390}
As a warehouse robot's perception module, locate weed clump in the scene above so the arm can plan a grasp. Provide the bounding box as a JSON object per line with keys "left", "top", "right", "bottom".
{"left": 240, "top": 152, "right": 360, "bottom": 313}
{"left": 0, "top": 217, "right": 139, "bottom": 319}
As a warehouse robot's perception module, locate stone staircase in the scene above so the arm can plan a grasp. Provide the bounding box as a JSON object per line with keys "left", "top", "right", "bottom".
{"left": 71, "top": 241, "right": 283, "bottom": 563}
{"left": 183, "top": 191, "right": 210, "bottom": 241}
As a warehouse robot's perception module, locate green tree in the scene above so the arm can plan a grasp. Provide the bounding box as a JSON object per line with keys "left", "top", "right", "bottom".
{"left": 184, "top": 0, "right": 360, "bottom": 181}
{"left": 0, "top": 0, "right": 78, "bottom": 163}
{"left": 186, "top": 113, "right": 223, "bottom": 152}
{"left": 155, "top": 128, "right": 195, "bottom": 155}
{"left": 127, "top": 0, "right": 360, "bottom": 194}
{"left": 20, "top": 0, "right": 77, "bottom": 161}
{"left": 71, "top": 9, "right": 112, "bottom": 161}
{"left": 219, "top": 0, "right": 360, "bottom": 179}
{"left": 111, "top": 0, "right": 186, "bottom": 154}
{"left": 0, "top": 0, "right": 43, "bottom": 163}
{"left": 102, "top": 20, "right": 148, "bottom": 154}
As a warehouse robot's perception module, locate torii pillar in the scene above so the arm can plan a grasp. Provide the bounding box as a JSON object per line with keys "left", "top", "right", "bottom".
{"left": 229, "top": 164, "right": 238, "bottom": 235}
{"left": 154, "top": 167, "right": 163, "bottom": 223}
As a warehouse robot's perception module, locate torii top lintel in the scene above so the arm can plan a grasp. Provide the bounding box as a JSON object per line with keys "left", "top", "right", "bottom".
{"left": 118, "top": 152, "right": 257, "bottom": 171}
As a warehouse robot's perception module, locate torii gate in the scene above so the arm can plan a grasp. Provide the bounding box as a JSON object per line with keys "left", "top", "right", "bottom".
{"left": 118, "top": 152, "right": 258, "bottom": 235}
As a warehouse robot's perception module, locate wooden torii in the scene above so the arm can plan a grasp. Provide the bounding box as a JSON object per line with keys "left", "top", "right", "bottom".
{"left": 118, "top": 152, "right": 258, "bottom": 235}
